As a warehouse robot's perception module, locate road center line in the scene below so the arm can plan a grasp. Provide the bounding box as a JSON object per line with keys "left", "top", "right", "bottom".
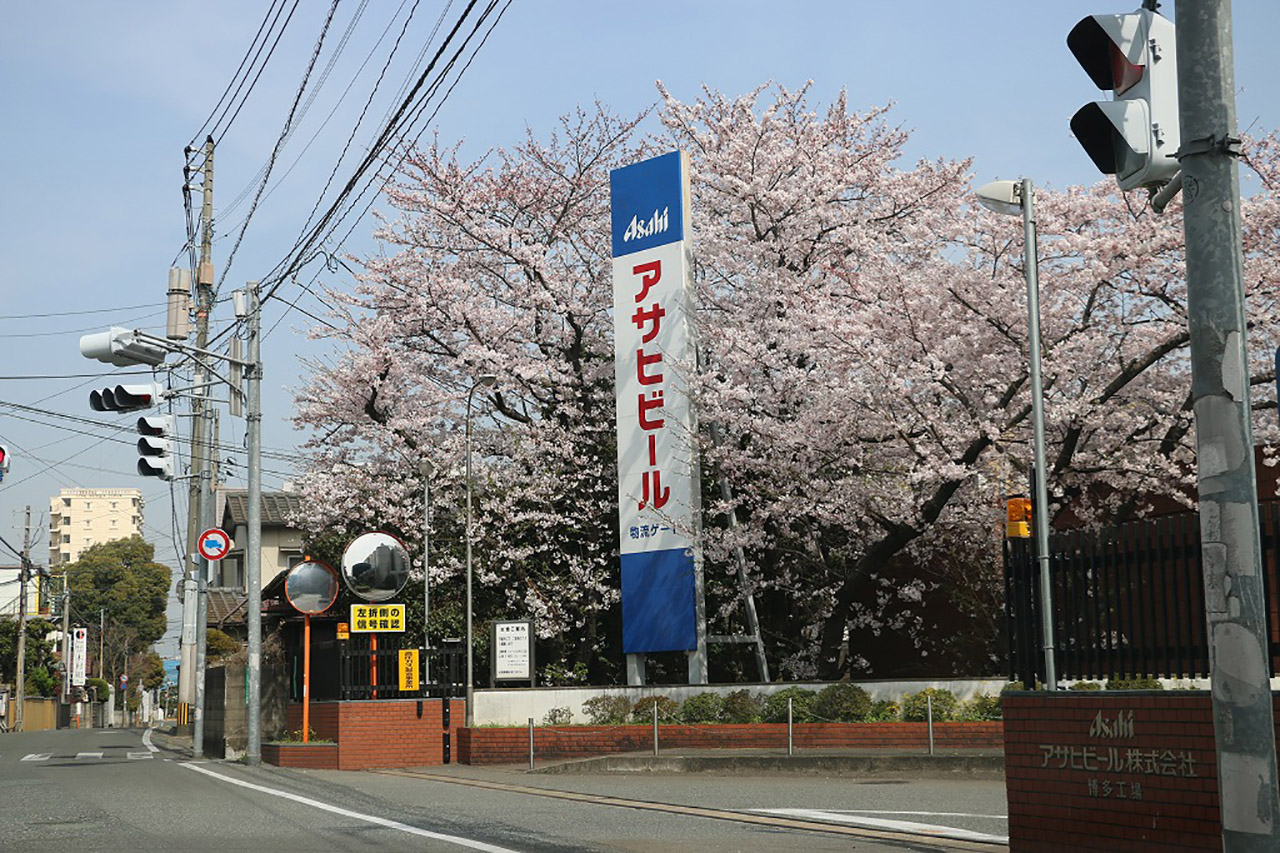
{"left": 372, "top": 769, "right": 1006, "bottom": 851}
{"left": 180, "top": 763, "right": 522, "bottom": 853}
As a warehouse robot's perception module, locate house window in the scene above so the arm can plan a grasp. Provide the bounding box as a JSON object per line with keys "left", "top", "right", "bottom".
{"left": 62, "top": 534, "right": 70, "bottom": 544}
{"left": 84, "top": 501, "right": 92, "bottom": 511}
{"left": 110, "top": 520, "right": 118, "bottom": 529}
{"left": 62, "top": 498, "right": 71, "bottom": 508}
{"left": 110, "top": 501, "right": 117, "bottom": 510}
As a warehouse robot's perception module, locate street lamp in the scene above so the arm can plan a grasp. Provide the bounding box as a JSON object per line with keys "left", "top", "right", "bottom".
{"left": 465, "top": 373, "right": 498, "bottom": 727}
{"left": 418, "top": 457, "right": 434, "bottom": 681}
{"left": 975, "top": 178, "right": 1057, "bottom": 691}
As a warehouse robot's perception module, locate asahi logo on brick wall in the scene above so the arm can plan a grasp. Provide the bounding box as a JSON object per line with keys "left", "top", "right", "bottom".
{"left": 1089, "top": 709, "right": 1135, "bottom": 739}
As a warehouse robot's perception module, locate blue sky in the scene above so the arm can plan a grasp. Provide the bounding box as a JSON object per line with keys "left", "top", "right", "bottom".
{"left": 2, "top": 1, "right": 1278, "bottom": 654}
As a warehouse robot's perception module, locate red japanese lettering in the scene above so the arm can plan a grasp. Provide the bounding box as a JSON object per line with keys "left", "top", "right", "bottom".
{"left": 632, "top": 261, "right": 661, "bottom": 302}
{"left": 638, "top": 391, "right": 665, "bottom": 430}
{"left": 632, "top": 303, "right": 665, "bottom": 343}
{"left": 636, "top": 350, "right": 663, "bottom": 385}
{"left": 640, "top": 469, "right": 670, "bottom": 510}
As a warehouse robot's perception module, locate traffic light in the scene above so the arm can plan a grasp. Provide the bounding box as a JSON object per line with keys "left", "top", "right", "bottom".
{"left": 1068, "top": 7, "right": 1179, "bottom": 191}
{"left": 1006, "top": 496, "right": 1032, "bottom": 539}
{"left": 80, "top": 326, "right": 168, "bottom": 367}
{"left": 136, "top": 415, "right": 175, "bottom": 480}
{"left": 90, "top": 383, "right": 165, "bottom": 413}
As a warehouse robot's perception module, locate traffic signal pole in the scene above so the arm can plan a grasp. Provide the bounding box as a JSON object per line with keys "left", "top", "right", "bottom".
{"left": 1176, "top": 1, "right": 1280, "bottom": 845}
{"left": 15, "top": 506, "right": 30, "bottom": 732}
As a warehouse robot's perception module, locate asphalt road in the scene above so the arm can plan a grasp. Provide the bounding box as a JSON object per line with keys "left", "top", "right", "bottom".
{"left": 0, "top": 727, "right": 1008, "bottom": 852}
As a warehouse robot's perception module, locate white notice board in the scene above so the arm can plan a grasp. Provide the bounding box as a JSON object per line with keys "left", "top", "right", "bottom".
{"left": 491, "top": 620, "right": 534, "bottom": 683}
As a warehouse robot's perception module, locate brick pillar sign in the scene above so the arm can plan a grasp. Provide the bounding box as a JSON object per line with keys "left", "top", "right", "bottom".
{"left": 1003, "top": 692, "right": 1246, "bottom": 851}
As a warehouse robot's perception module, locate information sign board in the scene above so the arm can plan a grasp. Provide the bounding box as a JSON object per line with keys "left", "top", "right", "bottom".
{"left": 350, "top": 603, "right": 405, "bottom": 632}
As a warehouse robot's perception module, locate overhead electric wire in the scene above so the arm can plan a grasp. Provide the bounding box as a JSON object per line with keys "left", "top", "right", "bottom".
{"left": 188, "top": 0, "right": 298, "bottom": 154}
{"left": 221, "top": 0, "right": 370, "bottom": 220}
{"left": 0, "top": 303, "right": 160, "bottom": 321}
{"left": 186, "top": 0, "right": 285, "bottom": 148}
{"left": 257, "top": 0, "right": 487, "bottom": 299}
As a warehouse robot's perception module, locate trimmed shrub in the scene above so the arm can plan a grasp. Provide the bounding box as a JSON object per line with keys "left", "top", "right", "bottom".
{"left": 761, "top": 687, "right": 817, "bottom": 723}
{"left": 581, "top": 695, "right": 631, "bottom": 725}
{"left": 722, "top": 689, "right": 763, "bottom": 723}
{"left": 541, "top": 707, "right": 572, "bottom": 726}
{"left": 1068, "top": 681, "right": 1103, "bottom": 691}
{"left": 901, "top": 688, "right": 959, "bottom": 722}
{"left": 958, "top": 692, "right": 1002, "bottom": 721}
{"left": 629, "top": 695, "right": 681, "bottom": 723}
{"left": 1106, "top": 676, "right": 1163, "bottom": 690}
{"left": 811, "top": 683, "right": 872, "bottom": 722}
{"left": 867, "top": 699, "right": 901, "bottom": 721}
{"left": 679, "top": 692, "right": 725, "bottom": 724}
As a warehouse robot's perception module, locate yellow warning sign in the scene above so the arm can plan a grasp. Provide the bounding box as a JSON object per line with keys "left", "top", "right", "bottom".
{"left": 336, "top": 622, "right": 350, "bottom": 640}
{"left": 350, "top": 604, "right": 405, "bottom": 632}
{"left": 398, "top": 649, "right": 420, "bottom": 692}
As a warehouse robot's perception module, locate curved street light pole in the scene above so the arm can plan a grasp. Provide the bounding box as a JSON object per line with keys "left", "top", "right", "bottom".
{"left": 465, "top": 374, "right": 497, "bottom": 728}
{"left": 975, "top": 177, "right": 1057, "bottom": 690}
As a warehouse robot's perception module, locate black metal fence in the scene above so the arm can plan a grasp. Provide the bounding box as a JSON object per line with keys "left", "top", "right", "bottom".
{"left": 338, "top": 634, "right": 465, "bottom": 700}
{"left": 1005, "top": 501, "right": 1280, "bottom": 687}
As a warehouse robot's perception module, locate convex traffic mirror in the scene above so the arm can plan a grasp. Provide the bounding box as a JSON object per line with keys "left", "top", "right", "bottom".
{"left": 284, "top": 560, "right": 340, "bottom": 615}
{"left": 341, "top": 532, "right": 410, "bottom": 602}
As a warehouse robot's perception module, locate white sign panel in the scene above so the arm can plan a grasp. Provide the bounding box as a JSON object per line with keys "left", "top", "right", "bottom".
{"left": 71, "top": 627, "right": 87, "bottom": 687}
{"left": 492, "top": 620, "right": 533, "bottom": 681}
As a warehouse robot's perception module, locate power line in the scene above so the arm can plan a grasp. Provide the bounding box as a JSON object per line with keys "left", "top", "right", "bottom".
{"left": 0, "top": 302, "right": 161, "bottom": 321}
{"left": 218, "top": 0, "right": 344, "bottom": 293}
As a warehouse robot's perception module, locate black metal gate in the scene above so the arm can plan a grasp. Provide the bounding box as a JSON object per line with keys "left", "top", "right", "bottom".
{"left": 1005, "top": 502, "right": 1280, "bottom": 686}
{"left": 337, "top": 634, "right": 464, "bottom": 700}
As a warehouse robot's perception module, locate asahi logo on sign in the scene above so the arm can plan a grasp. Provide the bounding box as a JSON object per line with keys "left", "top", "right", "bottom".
{"left": 1089, "top": 709, "right": 1135, "bottom": 739}
{"left": 622, "top": 207, "right": 669, "bottom": 244}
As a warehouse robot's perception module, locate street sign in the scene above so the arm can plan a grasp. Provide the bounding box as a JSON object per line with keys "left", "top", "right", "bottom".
{"left": 197, "top": 528, "right": 232, "bottom": 562}
{"left": 398, "top": 649, "right": 420, "bottom": 691}
{"left": 71, "top": 627, "right": 87, "bottom": 687}
{"left": 120, "top": 674, "right": 128, "bottom": 688}
{"left": 492, "top": 619, "right": 534, "bottom": 682}
{"left": 350, "top": 604, "right": 405, "bottom": 632}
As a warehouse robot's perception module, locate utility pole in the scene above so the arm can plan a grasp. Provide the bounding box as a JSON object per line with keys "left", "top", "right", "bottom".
{"left": 1176, "top": 1, "right": 1280, "bottom": 847}
{"left": 60, "top": 575, "right": 71, "bottom": 712}
{"left": 190, "top": 135, "right": 215, "bottom": 759}
{"left": 245, "top": 281, "right": 263, "bottom": 765}
{"left": 99, "top": 608, "right": 104, "bottom": 679}
{"left": 15, "top": 506, "right": 30, "bottom": 732}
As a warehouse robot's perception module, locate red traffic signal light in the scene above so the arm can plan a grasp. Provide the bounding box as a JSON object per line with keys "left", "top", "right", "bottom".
{"left": 89, "top": 383, "right": 164, "bottom": 413}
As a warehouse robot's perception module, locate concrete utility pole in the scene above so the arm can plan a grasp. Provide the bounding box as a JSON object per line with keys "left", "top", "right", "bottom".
{"left": 191, "top": 135, "right": 215, "bottom": 759}
{"left": 60, "top": 577, "right": 71, "bottom": 708}
{"left": 1175, "top": 1, "right": 1280, "bottom": 846}
{"left": 15, "top": 506, "right": 30, "bottom": 732}
{"left": 245, "top": 281, "right": 263, "bottom": 765}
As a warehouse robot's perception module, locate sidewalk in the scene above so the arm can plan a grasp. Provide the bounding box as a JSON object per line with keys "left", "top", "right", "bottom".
{"left": 147, "top": 725, "right": 1003, "bottom": 779}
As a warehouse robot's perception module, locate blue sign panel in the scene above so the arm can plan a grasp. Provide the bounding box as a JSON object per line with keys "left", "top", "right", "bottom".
{"left": 610, "top": 151, "right": 685, "bottom": 258}
{"left": 620, "top": 548, "right": 697, "bottom": 653}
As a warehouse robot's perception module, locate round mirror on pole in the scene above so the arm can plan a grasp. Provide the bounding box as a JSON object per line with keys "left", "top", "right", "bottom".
{"left": 341, "top": 532, "right": 411, "bottom": 602}
{"left": 284, "top": 559, "right": 340, "bottom": 615}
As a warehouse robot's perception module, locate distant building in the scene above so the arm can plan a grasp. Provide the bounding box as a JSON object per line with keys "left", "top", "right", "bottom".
{"left": 206, "top": 488, "right": 305, "bottom": 633}
{"left": 48, "top": 488, "right": 144, "bottom": 566}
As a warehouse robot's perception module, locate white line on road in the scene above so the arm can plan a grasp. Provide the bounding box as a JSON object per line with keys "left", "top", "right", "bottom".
{"left": 180, "top": 763, "right": 523, "bottom": 853}
{"left": 75, "top": 752, "right": 104, "bottom": 760}
{"left": 21, "top": 754, "right": 51, "bottom": 762}
{"left": 142, "top": 729, "right": 158, "bottom": 753}
{"left": 128, "top": 752, "right": 154, "bottom": 760}
{"left": 750, "top": 809, "right": 1008, "bottom": 844}
{"left": 820, "top": 810, "right": 1007, "bottom": 820}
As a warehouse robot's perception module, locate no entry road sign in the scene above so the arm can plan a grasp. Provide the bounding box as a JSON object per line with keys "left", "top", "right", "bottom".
{"left": 198, "top": 528, "right": 232, "bottom": 562}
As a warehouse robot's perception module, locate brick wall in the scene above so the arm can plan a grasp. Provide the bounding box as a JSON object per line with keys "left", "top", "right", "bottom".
{"left": 458, "top": 721, "right": 1003, "bottom": 765}
{"left": 279, "top": 698, "right": 464, "bottom": 771}
{"left": 1003, "top": 691, "right": 1279, "bottom": 851}
{"left": 262, "top": 742, "right": 338, "bottom": 769}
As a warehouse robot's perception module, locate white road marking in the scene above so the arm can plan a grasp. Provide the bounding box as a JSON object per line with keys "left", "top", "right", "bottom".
{"left": 749, "top": 808, "right": 1008, "bottom": 844}
{"left": 21, "top": 753, "right": 51, "bottom": 762}
{"left": 820, "top": 809, "right": 1007, "bottom": 820}
{"left": 142, "top": 729, "right": 158, "bottom": 753}
{"left": 128, "top": 752, "right": 154, "bottom": 760}
{"left": 76, "top": 752, "right": 104, "bottom": 760}
{"left": 181, "top": 763, "right": 523, "bottom": 852}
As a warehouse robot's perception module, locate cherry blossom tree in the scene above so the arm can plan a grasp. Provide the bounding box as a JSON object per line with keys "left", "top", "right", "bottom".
{"left": 293, "top": 83, "right": 1280, "bottom": 681}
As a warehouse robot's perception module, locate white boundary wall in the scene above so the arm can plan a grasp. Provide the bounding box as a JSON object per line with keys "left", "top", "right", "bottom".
{"left": 473, "top": 678, "right": 1012, "bottom": 727}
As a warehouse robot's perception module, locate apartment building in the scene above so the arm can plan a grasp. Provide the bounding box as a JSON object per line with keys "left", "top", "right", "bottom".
{"left": 48, "top": 488, "right": 144, "bottom": 566}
